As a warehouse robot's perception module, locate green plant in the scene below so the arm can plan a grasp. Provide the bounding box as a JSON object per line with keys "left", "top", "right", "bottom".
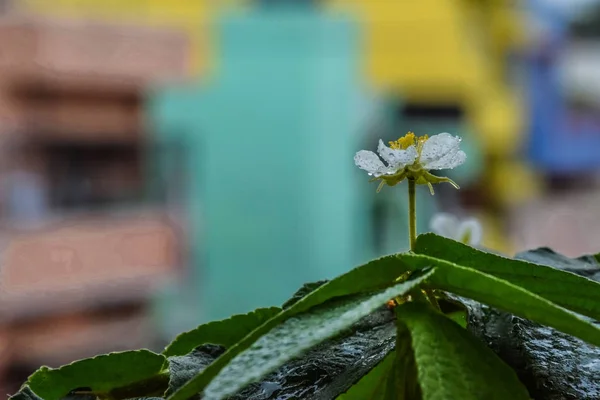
{"left": 11, "top": 133, "right": 600, "bottom": 399}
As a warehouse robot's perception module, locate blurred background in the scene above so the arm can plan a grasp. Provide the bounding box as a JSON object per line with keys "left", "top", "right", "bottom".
{"left": 1, "top": 0, "right": 600, "bottom": 393}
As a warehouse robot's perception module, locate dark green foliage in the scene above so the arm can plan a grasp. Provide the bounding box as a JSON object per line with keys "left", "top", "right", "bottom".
{"left": 12, "top": 234, "right": 600, "bottom": 400}
{"left": 163, "top": 308, "right": 280, "bottom": 357}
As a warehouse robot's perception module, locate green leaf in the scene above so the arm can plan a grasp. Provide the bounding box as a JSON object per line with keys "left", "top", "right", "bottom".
{"left": 437, "top": 296, "right": 469, "bottom": 328}
{"left": 391, "top": 318, "right": 422, "bottom": 400}
{"left": 279, "top": 254, "right": 423, "bottom": 315}
{"left": 335, "top": 351, "right": 396, "bottom": 399}
{"left": 282, "top": 280, "right": 328, "bottom": 309}
{"left": 168, "top": 267, "right": 435, "bottom": 400}
{"left": 338, "top": 317, "right": 422, "bottom": 400}
{"left": 397, "top": 302, "right": 531, "bottom": 400}
{"left": 445, "top": 310, "right": 467, "bottom": 328}
{"left": 166, "top": 344, "right": 225, "bottom": 397}
{"left": 20, "top": 350, "right": 168, "bottom": 400}
{"left": 201, "top": 269, "right": 435, "bottom": 400}
{"left": 163, "top": 307, "right": 281, "bottom": 357}
{"left": 9, "top": 387, "right": 43, "bottom": 400}
{"left": 396, "top": 253, "right": 600, "bottom": 347}
{"left": 415, "top": 233, "right": 600, "bottom": 320}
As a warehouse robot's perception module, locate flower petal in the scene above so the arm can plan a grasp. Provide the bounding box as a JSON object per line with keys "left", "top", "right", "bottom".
{"left": 457, "top": 218, "right": 483, "bottom": 246}
{"left": 429, "top": 212, "right": 460, "bottom": 239}
{"left": 354, "top": 150, "right": 390, "bottom": 177}
{"left": 377, "top": 139, "right": 418, "bottom": 169}
{"left": 420, "top": 133, "right": 467, "bottom": 170}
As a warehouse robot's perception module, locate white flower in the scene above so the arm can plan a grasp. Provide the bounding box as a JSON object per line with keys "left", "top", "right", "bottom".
{"left": 430, "top": 212, "right": 482, "bottom": 247}
{"left": 354, "top": 140, "right": 418, "bottom": 178}
{"left": 418, "top": 132, "right": 467, "bottom": 171}
{"left": 354, "top": 132, "right": 466, "bottom": 193}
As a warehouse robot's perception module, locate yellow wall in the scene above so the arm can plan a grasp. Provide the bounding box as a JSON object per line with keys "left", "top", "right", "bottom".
{"left": 327, "top": 0, "right": 525, "bottom": 156}
{"left": 328, "top": 0, "right": 485, "bottom": 100}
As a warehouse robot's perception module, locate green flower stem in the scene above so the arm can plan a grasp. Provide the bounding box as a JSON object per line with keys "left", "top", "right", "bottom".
{"left": 407, "top": 178, "right": 441, "bottom": 311}
{"left": 408, "top": 178, "right": 417, "bottom": 251}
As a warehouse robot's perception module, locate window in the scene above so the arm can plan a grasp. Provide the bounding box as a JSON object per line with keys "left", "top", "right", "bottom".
{"left": 42, "top": 141, "right": 143, "bottom": 210}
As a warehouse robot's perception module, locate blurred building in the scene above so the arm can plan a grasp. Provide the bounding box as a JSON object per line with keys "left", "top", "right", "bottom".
{"left": 0, "top": 5, "right": 190, "bottom": 392}
{"left": 509, "top": 0, "right": 600, "bottom": 256}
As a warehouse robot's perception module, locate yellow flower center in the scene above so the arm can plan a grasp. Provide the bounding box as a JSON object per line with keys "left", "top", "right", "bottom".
{"left": 389, "top": 132, "right": 429, "bottom": 153}
{"left": 389, "top": 132, "right": 415, "bottom": 150}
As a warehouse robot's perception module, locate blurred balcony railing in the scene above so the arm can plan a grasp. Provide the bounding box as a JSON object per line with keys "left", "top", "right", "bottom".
{"left": 17, "top": 91, "right": 142, "bottom": 141}
{"left": 0, "top": 208, "right": 183, "bottom": 322}
{"left": 6, "top": 308, "right": 153, "bottom": 367}
{"left": 0, "top": 17, "right": 190, "bottom": 85}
